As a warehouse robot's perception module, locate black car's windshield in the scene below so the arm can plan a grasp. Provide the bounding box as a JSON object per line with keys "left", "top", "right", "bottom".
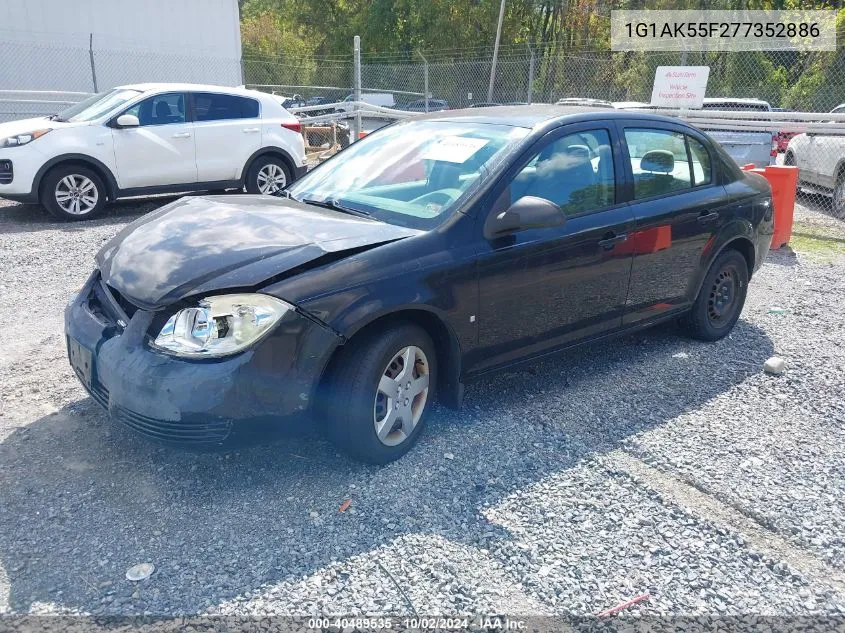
{"left": 287, "top": 120, "right": 529, "bottom": 229}
{"left": 55, "top": 88, "right": 142, "bottom": 122}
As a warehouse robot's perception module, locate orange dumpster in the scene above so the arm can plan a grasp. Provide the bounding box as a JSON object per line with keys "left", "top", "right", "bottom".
{"left": 742, "top": 164, "right": 798, "bottom": 249}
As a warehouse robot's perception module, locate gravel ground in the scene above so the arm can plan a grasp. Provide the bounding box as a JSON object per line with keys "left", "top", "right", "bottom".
{"left": 0, "top": 195, "right": 844, "bottom": 625}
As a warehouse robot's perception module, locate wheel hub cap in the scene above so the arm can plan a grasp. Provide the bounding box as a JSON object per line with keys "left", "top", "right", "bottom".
{"left": 373, "top": 346, "right": 430, "bottom": 447}
{"left": 257, "top": 164, "right": 287, "bottom": 194}
{"left": 55, "top": 174, "right": 98, "bottom": 215}
{"left": 708, "top": 269, "right": 737, "bottom": 322}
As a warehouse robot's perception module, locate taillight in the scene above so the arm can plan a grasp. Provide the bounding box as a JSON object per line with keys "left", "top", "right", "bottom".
{"left": 282, "top": 121, "right": 302, "bottom": 134}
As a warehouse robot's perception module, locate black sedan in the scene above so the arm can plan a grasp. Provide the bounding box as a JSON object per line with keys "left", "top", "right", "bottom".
{"left": 65, "top": 106, "right": 774, "bottom": 463}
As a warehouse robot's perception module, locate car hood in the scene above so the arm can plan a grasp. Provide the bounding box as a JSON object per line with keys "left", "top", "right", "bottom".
{"left": 0, "top": 116, "right": 88, "bottom": 138}
{"left": 0, "top": 117, "right": 53, "bottom": 137}
{"left": 97, "top": 195, "right": 422, "bottom": 309}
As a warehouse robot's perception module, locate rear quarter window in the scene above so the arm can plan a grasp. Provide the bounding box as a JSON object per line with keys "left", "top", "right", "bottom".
{"left": 194, "top": 93, "right": 260, "bottom": 121}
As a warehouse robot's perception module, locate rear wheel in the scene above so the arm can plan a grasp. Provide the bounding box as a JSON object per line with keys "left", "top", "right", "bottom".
{"left": 323, "top": 323, "right": 436, "bottom": 464}
{"left": 681, "top": 249, "right": 749, "bottom": 342}
{"left": 834, "top": 170, "right": 845, "bottom": 219}
{"left": 246, "top": 155, "right": 291, "bottom": 195}
{"left": 40, "top": 165, "right": 107, "bottom": 221}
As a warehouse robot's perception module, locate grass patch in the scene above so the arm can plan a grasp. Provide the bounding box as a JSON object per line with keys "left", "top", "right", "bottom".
{"left": 787, "top": 221, "right": 845, "bottom": 261}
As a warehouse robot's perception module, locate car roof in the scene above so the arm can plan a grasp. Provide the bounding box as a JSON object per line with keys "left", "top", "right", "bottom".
{"left": 115, "top": 83, "right": 267, "bottom": 97}
{"left": 412, "top": 104, "right": 696, "bottom": 130}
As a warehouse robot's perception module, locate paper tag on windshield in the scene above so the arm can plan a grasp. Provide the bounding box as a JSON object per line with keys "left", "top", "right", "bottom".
{"left": 422, "top": 136, "right": 489, "bottom": 163}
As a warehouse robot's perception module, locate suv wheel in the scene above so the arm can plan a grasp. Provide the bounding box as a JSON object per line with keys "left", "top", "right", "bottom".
{"left": 41, "top": 165, "right": 107, "bottom": 221}
{"left": 246, "top": 156, "right": 291, "bottom": 195}
{"left": 834, "top": 171, "right": 845, "bottom": 219}
{"left": 324, "top": 323, "right": 436, "bottom": 464}
{"left": 681, "top": 249, "right": 749, "bottom": 342}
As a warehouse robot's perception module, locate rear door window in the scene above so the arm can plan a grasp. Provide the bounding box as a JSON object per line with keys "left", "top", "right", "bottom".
{"left": 193, "top": 93, "right": 260, "bottom": 121}
{"left": 624, "top": 128, "right": 692, "bottom": 199}
{"left": 687, "top": 136, "right": 712, "bottom": 186}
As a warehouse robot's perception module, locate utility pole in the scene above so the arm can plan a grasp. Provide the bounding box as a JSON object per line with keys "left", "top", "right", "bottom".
{"left": 417, "top": 51, "right": 429, "bottom": 113}
{"left": 527, "top": 42, "right": 535, "bottom": 104}
{"left": 487, "top": 0, "right": 506, "bottom": 102}
{"left": 353, "top": 35, "right": 362, "bottom": 142}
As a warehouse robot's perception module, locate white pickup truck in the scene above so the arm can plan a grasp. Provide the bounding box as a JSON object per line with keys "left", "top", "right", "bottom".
{"left": 700, "top": 98, "right": 776, "bottom": 169}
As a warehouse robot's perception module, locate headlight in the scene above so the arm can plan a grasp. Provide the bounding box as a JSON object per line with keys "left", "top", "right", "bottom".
{"left": 2, "top": 129, "right": 51, "bottom": 148}
{"left": 152, "top": 294, "right": 292, "bottom": 358}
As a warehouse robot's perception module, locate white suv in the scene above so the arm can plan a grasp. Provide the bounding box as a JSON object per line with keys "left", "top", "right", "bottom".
{"left": 785, "top": 103, "right": 845, "bottom": 217}
{"left": 0, "top": 83, "right": 307, "bottom": 220}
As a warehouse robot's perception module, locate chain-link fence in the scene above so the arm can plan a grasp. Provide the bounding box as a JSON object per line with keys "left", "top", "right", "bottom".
{"left": 351, "top": 48, "right": 845, "bottom": 112}
{"left": 3, "top": 37, "right": 845, "bottom": 218}
{"left": 0, "top": 37, "right": 242, "bottom": 123}
{"left": 5, "top": 39, "right": 845, "bottom": 113}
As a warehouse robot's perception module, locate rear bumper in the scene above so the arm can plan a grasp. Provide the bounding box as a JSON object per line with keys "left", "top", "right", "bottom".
{"left": 293, "top": 163, "right": 308, "bottom": 180}
{"left": 64, "top": 271, "right": 341, "bottom": 448}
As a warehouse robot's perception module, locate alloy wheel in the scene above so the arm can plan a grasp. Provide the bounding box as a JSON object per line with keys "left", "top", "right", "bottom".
{"left": 256, "top": 163, "right": 287, "bottom": 194}
{"left": 373, "top": 346, "right": 430, "bottom": 446}
{"left": 55, "top": 174, "right": 99, "bottom": 216}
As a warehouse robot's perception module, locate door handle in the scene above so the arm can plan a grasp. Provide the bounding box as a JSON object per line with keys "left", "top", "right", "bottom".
{"left": 697, "top": 211, "right": 720, "bottom": 224}
{"left": 242, "top": 127, "right": 260, "bottom": 133}
{"left": 172, "top": 132, "right": 191, "bottom": 138}
{"left": 597, "top": 232, "right": 627, "bottom": 249}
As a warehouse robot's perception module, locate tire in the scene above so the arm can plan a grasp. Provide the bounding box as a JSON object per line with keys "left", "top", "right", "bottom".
{"left": 784, "top": 151, "right": 804, "bottom": 192}
{"left": 834, "top": 170, "right": 845, "bottom": 219}
{"left": 323, "top": 323, "right": 437, "bottom": 464}
{"left": 681, "top": 249, "right": 749, "bottom": 342}
{"left": 338, "top": 127, "right": 351, "bottom": 149}
{"left": 40, "top": 164, "right": 107, "bottom": 221}
{"left": 245, "top": 155, "right": 291, "bottom": 195}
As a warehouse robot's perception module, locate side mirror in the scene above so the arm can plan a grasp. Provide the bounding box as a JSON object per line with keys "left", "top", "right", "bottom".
{"left": 484, "top": 195, "right": 565, "bottom": 239}
{"left": 115, "top": 114, "right": 140, "bottom": 128}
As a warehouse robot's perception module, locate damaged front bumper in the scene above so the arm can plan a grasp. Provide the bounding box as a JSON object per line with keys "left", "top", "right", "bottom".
{"left": 64, "top": 271, "right": 341, "bottom": 448}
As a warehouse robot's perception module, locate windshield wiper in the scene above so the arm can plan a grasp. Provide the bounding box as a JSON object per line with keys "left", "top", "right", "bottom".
{"left": 299, "top": 197, "right": 373, "bottom": 219}
{"left": 47, "top": 114, "right": 65, "bottom": 122}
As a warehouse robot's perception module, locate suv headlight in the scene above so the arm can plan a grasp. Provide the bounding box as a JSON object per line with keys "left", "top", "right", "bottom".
{"left": 2, "top": 129, "right": 51, "bottom": 148}
{"left": 152, "top": 294, "right": 292, "bottom": 358}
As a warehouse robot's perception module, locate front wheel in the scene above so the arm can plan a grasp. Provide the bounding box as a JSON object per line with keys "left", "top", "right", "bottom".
{"left": 681, "top": 249, "right": 749, "bottom": 342}
{"left": 784, "top": 151, "right": 803, "bottom": 193}
{"left": 324, "top": 324, "right": 437, "bottom": 464}
{"left": 40, "top": 165, "right": 107, "bottom": 221}
{"left": 245, "top": 156, "right": 291, "bottom": 195}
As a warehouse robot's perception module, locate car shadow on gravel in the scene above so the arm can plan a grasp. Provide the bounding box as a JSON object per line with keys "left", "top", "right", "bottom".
{"left": 0, "top": 320, "right": 774, "bottom": 615}
{"left": 762, "top": 246, "right": 799, "bottom": 268}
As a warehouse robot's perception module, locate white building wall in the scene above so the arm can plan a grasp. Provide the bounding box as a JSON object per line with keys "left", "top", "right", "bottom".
{"left": 0, "top": 0, "right": 243, "bottom": 94}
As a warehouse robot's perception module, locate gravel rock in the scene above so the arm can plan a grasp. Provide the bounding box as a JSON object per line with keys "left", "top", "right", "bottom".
{"left": 1, "top": 197, "right": 844, "bottom": 619}
{"left": 763, "top": 356, "right": 788, "bottom": 375}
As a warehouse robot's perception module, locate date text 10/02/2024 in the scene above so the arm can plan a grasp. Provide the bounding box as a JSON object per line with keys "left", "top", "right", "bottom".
{"left": 307, "top": 616, "right": 527, "bottom": 630}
